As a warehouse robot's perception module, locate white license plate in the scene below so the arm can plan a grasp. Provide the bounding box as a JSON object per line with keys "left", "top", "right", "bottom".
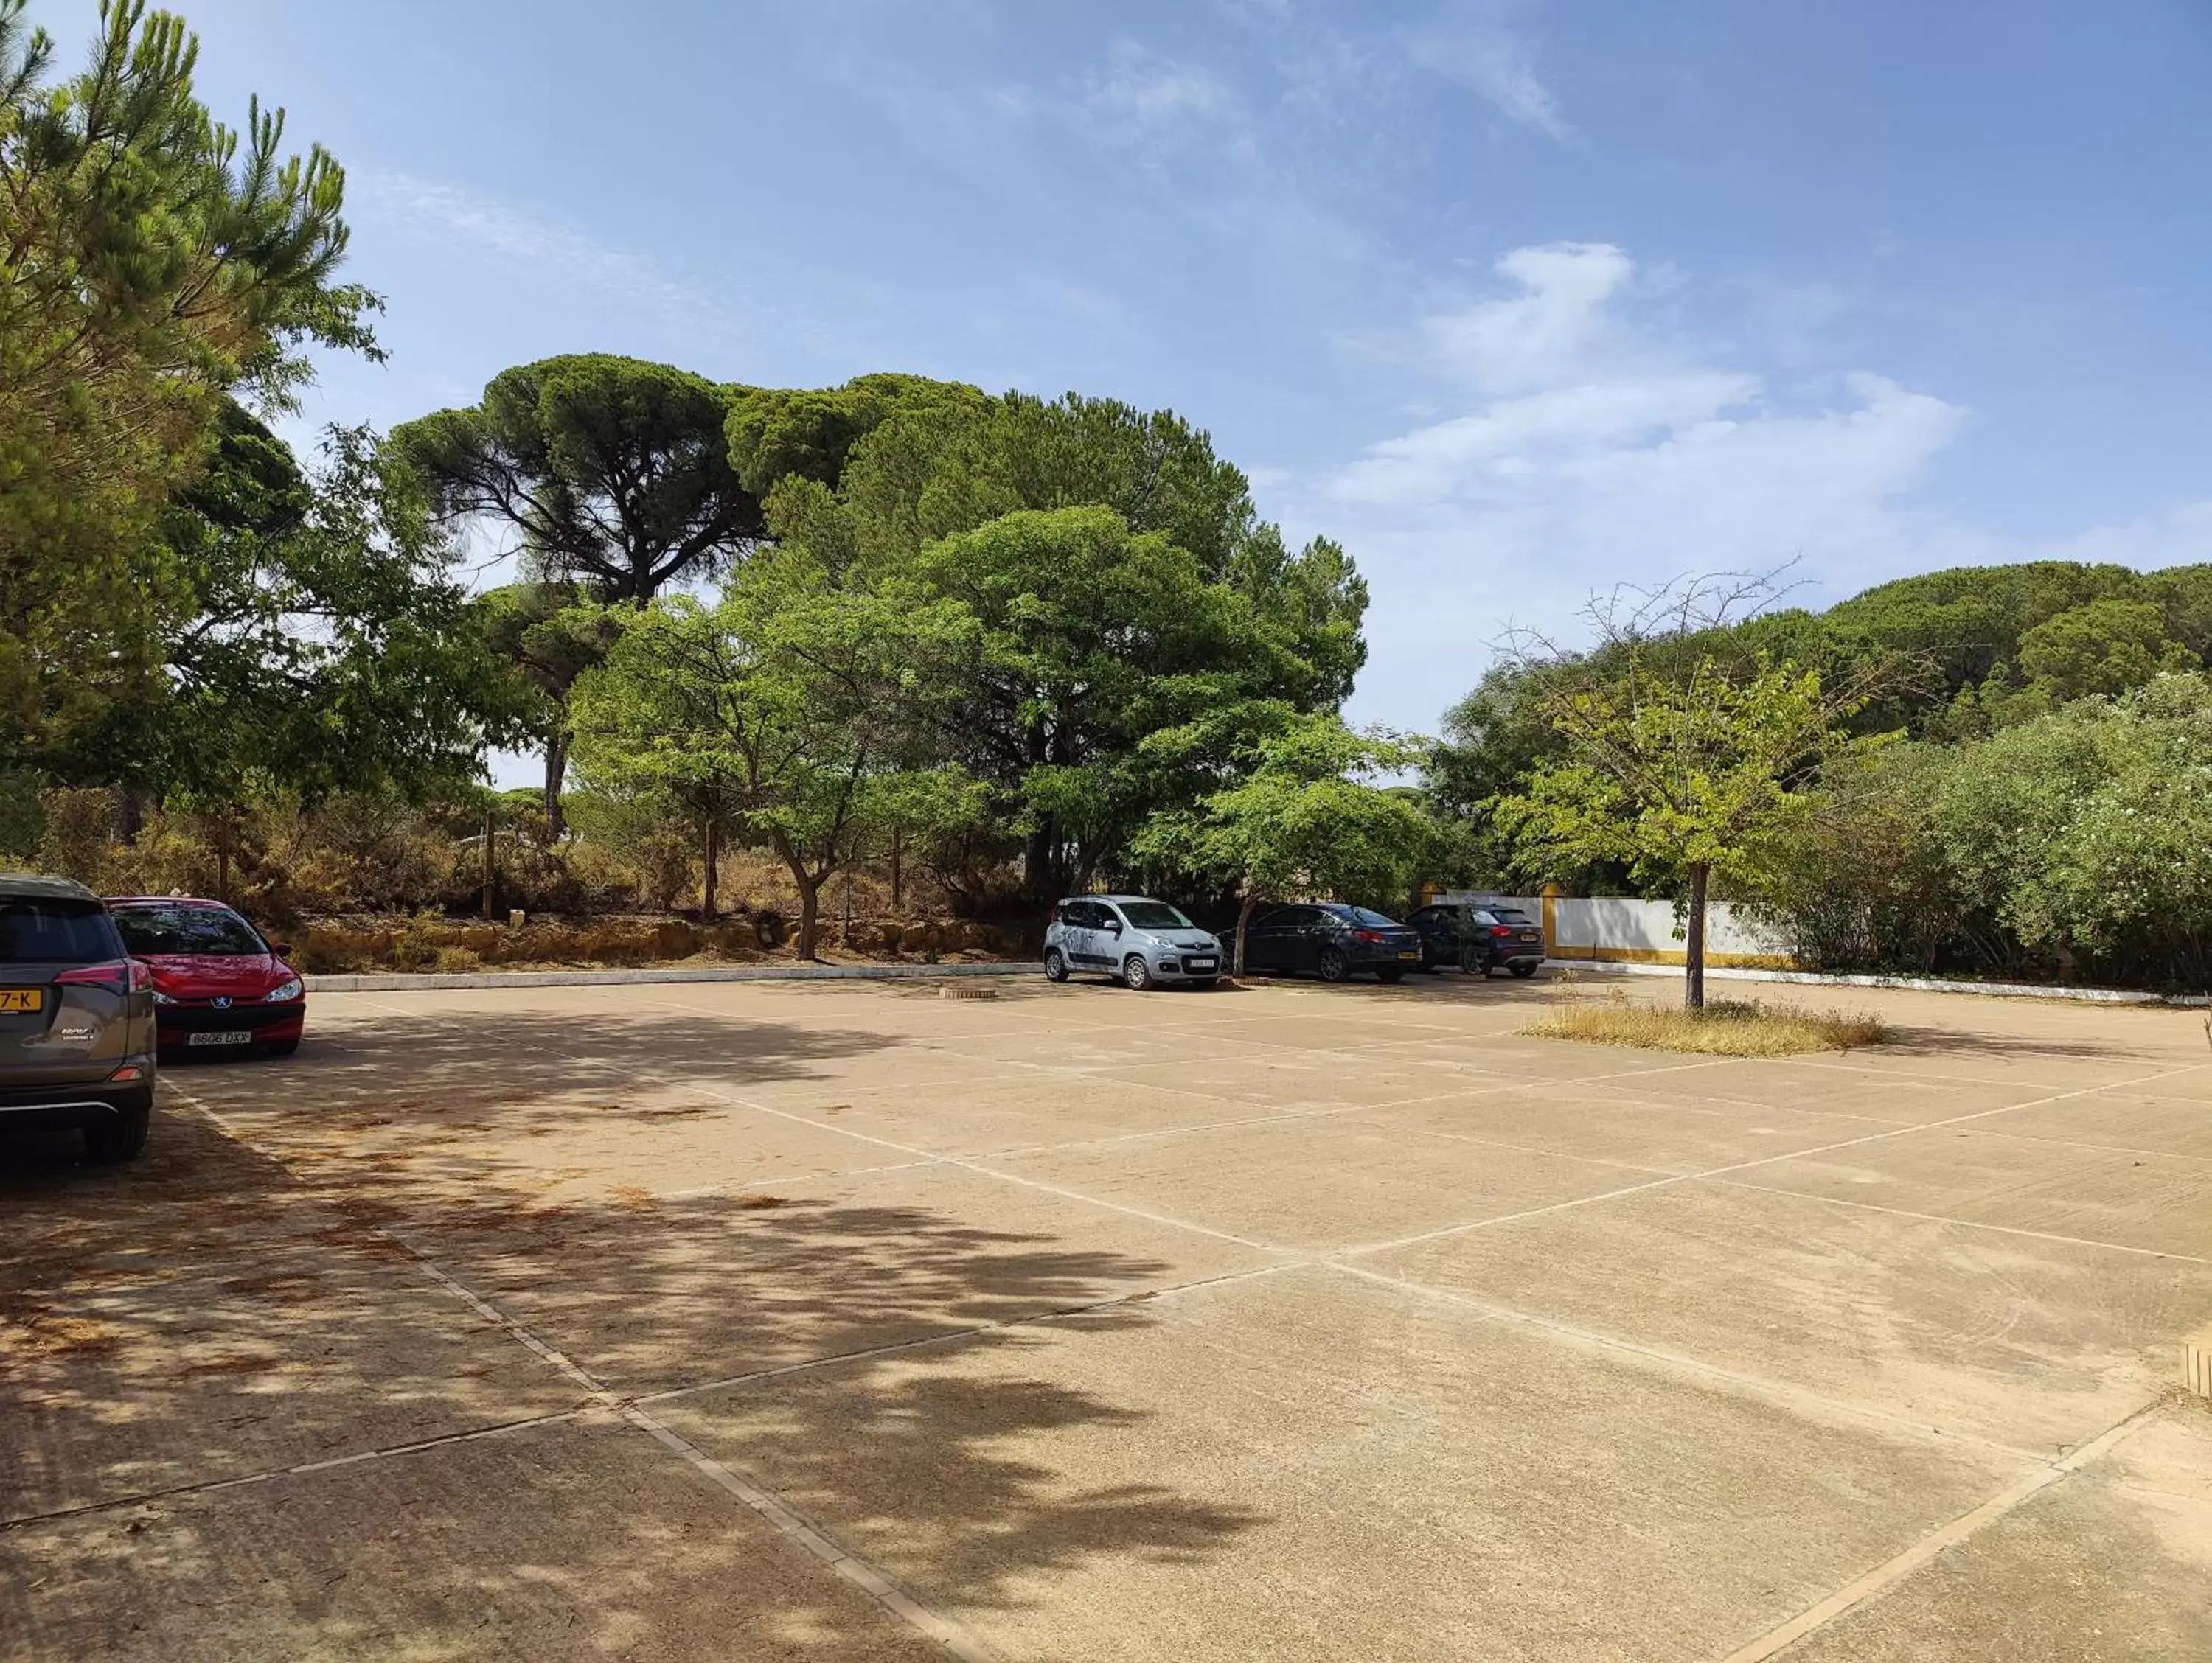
{"left": 1186, "top": 958, "right": 1217, "bottom": 972}
{"left": 187, "top": 1031, "right": 254, "bottom": 1047}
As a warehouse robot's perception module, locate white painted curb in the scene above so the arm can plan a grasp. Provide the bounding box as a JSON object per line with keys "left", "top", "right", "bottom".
{"left": 1558, "top": 958, "right": 2207, "bottom": 1007}
{"left": 305, "top": 961, "right": 1043, "bottom": 993}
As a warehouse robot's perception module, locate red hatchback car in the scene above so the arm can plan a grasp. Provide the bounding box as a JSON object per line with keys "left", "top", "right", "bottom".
{"left": 107, "top": 896, "right": 305, "bottom": 1058}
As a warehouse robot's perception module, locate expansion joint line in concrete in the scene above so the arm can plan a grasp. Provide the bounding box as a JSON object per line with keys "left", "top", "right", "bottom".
{"left": 1336, "top": 1057, "right": 2212, "bottom": 1258}
{"left": 157, "top": 1084, "right": 1003, "bottom": 1663}
{"left": 1713, "top": 1401, "right": 2164, "bottom": 1663}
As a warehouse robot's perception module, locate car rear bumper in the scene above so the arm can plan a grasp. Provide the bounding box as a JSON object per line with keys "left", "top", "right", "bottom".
{"left": 1349, "top": 944, "right": 1425, "bottom": 969}
{"left": 0, "top": 1066, "right": 156, "bottom": 1129}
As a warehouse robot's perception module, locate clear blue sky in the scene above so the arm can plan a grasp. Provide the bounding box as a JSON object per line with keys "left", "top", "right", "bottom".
{"left": 35, "top": 0, "right": 2212, "bottom": 750}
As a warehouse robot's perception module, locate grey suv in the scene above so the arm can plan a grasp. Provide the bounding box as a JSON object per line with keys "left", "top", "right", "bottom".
{"left": 1045, "top": 896, "right": 1225, "bottom": 991}
{"left": 1, "top": 875, "right": 158, "bottom": 1162}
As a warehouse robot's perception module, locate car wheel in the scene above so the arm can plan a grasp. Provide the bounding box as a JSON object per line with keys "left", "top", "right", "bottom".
{"left": 1317, "top": 946, "right": 1349, "bottom": 983}
{"left": 264, "top": 1036, "right": 301, "bottom": 1056}
{"left": 1376, "top": 966, "right": 1406, "bottom": 984}
{"left": 85, "top": 1101, "right": 150, "bottom": 1164}
{"left": 1122, "top": 954, "right": 1153, "bottom": 991}
{"left": 1043, "top": 947, "right": 1069, "bottom": 983}
{"left": 1509, "top": 962, "right": 1538, "bottom": 978}
{"left": 1418, "top": 943, "right": 1438, "bottom": 972}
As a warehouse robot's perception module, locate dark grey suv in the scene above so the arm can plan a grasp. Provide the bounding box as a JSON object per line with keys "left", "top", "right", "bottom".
{"left": 1, "top": 875, "right": 158, "bottom": 1162}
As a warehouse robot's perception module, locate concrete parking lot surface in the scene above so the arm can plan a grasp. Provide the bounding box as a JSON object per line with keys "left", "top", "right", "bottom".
{"left": 4, "top": 974, "right": 2210, "bottom": 1660}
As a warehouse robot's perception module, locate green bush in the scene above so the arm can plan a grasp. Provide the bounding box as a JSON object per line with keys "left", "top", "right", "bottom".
{"left": 1757, "top": 673, "right": 2212, "bottom": 989}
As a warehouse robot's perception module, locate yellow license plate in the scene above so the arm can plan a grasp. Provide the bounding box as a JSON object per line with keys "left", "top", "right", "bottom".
{"left": 1397, "top": 950, "right": 1419, "bottom": 960}
{"left": 0, "top": 988, "right": 44, "bottom": 1014}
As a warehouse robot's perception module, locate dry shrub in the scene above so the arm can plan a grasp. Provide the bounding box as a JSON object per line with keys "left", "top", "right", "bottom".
{"left": 30, "top": 787, "right": 117, "bottom": 885}
{"left": 1523, "top": 992, "right": 1888, "bottom": 1056}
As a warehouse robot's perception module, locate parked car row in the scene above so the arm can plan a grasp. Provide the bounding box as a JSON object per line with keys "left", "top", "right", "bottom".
{"left": 1, "top": 874, "right": 307, "bottom": 1163}
{"left": 1043, "top": 895, "right": 1548, "bottom": 989}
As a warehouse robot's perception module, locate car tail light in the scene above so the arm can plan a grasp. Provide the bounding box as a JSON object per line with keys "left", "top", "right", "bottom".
{"left": 128, "top": 959, "right": 153, "bottom": 992}
{"left": 55, "top": 961, "right": 130, "bottom": 993}
{"left": 108, "top": 1062, "right": 146, "bottom": 1082}
{"left": 1354, "top": 929, "right": 1385, "bottom": 943}
{"left": 1490, "top": 925, "right": 1514, "bottom": 938}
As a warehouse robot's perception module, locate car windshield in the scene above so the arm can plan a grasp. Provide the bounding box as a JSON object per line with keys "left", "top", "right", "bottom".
{"left": 1116, "top": 901, "right": 1193, "bottom": 930}
{"left": 114, "top": 905, "right": 264, "bottom": 956}
{"left": 0, "top": 897, "right": 116, "bottom": 963}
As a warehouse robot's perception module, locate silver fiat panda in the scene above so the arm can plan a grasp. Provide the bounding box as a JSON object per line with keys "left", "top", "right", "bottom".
{"left": 1043, "top": 896, "right": 1225, "bottom": 991}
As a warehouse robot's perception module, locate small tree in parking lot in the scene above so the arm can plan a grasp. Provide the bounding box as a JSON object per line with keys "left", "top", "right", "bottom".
{"left": 1492, "top": 575, "right": 1888, "bottom": 1008}
{"left": 1134, "top": 711, "right": 1433, "bottom": 976}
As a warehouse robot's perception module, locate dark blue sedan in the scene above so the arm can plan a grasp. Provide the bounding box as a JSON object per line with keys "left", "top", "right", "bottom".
{"left": 1242, "top": 904, "right": 1425, "bottom": 983}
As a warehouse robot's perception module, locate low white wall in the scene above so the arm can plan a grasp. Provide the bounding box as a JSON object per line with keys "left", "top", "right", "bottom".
{"left": 1429, "top": 892, "right": 1793, "bottom": 967}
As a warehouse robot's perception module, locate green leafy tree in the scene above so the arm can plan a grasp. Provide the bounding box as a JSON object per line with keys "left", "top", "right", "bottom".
{"left": 1133, "top": 713, "right": 1434, "bottom": 975}
{"left": 757, "top": 384, "right": 1371, "bottom": 904}
{"left": 476, "top": 583, "right": 621, "bottom": 834}
{"left": 567, "top": 602, "right": 748, "bottom": 922}
{"left": 571, "top": 559, "right": 976, "bottom": 955}
{"left": 392, "top": 354, "right": 762, "bottom": 605}
{"left": 2014, "top": 599, "right": 2199, "bottom": 702}
{"left": 1, "top": 0, "right": 379, "bottom": 772}
{"left": 725, "top": 373, "right": 986, "bottom": 496}
{"left": 1753, "top": 742, "right": 1968, "bottom": 974}
{"left": 902, "top": 504, "right": 1274, "bottom": 904}
{"left": 394, "top": 354, "right": 771, "bottom": 808}
{"left": 1926, "top": 675, "right": 2212, "bottom": 984}
{"left": 171, "top": 420, "right": 517, "bottom": 801}
{"left": 1494, "top": 579, "right": 1886, "bottom": 1008}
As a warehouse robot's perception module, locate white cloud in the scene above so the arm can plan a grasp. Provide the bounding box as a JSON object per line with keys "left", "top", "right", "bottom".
{"left": 361, "top": 172, "right": 741, "bottom": 341}
{"left": 1421, "top": 242, "right": 1638, "bottom": 391}
{"left": 1088, "top": 42, "right": 1241, "bottom": 132}
{"left": 1281, "top": 243, "right": 1987, "bottom": 725}
{"left": 2056, "top": 501, "right": 2212, "bottom": 567}
{"left": 1408, "top": 26, "right": 1568, "bottom": 138}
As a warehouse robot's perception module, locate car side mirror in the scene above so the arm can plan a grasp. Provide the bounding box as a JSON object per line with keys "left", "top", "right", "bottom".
{"left": 1105, "top": 918, "right": 1122, "bottom": 935}
{"left": 273, "top": 943, "right": 292, "bottom": 959}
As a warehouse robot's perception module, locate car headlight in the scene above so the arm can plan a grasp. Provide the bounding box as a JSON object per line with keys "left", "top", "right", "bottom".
{"left": 151, "top": 989, "right": 175, "bottom": 1006}
{"left": 263, "top": 976, "right": 303, "bottom": 1003}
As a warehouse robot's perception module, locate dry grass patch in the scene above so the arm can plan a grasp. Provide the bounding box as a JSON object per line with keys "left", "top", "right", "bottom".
{"left": 1523, "top": 994, "right": 1888, "bottom": 1056}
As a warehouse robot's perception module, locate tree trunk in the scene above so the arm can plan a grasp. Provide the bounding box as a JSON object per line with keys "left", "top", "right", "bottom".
{"left": 701, "top": 816, "right": 720, "bottom": 922}
{"left": 1685, "top": 862, "right": 1709, "bottom": 1011}
{"left": 1233, "top": 890, "right": 1258, "bottom": 978}
{"left": 889, "top": 827, "right": 903, "bottom": 913}
{"left": 543, "top": 736, "right": 568, "bottom": 840}
{"left": 1023, "top": 822, "right": 1054, "bottom": 909}
{"left": 216, "top": 840, "right": 230, "bottom": 907}
{"left": 481, "top": 802, "right": 496, "bottom": 921}
{"left": 796, "top": 876, "right": 821, "bottom": 961}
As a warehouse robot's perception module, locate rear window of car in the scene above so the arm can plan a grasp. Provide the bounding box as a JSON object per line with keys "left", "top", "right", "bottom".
{"left": 1326, "top": 906, "right": 1400, "bottom": 929}
{"left": 113, "top": 905, "right": 265, "bottom": 955}
{"left": 0, "top": 897, "right": 119, "bottom": 963}
{"left": 1487, "top": 909, "right": 1535, "bottom": 926}
{"left": 1116, "top": 902, "right": 1192, "bottom": 930}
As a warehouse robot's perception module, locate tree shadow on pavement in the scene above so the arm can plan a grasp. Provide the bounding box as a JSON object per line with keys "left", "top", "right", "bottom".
{"left": 0, "top": 1003, "right": 1269, "bottom": 1659}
